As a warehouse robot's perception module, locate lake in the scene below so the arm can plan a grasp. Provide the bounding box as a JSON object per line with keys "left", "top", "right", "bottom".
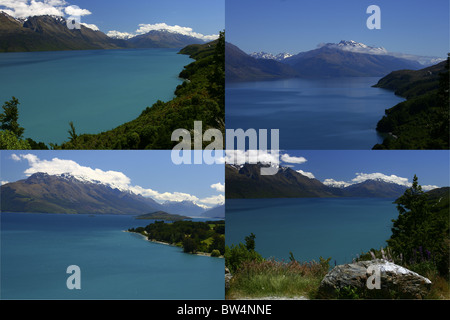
{"left": 0, "top": 212, "right": 224, "bottom": 300}
{"left": 0, "top": 48, "right": 192, "bottom": 144}
{"left": 225, "top": 198, "right": 398, "bottom": 265}
{"left": 226, "top": 77, "right": 405, "bottom": 149}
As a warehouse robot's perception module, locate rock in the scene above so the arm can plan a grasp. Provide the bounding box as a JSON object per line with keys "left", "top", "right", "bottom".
{"left": 318, "top": 259, "right": 432, "bottom": 299}
{"left": 225, "top": 267, "right": 232, "bottom": 291}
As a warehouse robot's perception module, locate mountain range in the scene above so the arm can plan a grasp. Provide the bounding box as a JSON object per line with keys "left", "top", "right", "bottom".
{"left": 0, "top": 172, "right": 207, "bottom": 217}
{"left": 225, "top": 163, "right": 412, "bottom": 199}
{"left": 226, "top": 40, "right": 442, "bottom": 81}
{"left": 0, "top": 13, "right": 209, "bottom": 52}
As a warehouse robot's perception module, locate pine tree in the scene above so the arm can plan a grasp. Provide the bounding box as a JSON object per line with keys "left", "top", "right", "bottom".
{"left": 0, "top": 96, "right": 25, "bottom": 139}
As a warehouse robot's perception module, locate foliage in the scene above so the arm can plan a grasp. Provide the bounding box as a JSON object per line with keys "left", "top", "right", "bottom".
{"left": 225, "top": 234, "right": 264, "bottom": 274}
{"left": 0, "top": 96, "right": 24, "bottom": 139}
{"left": 387, "top": 175, "right": 449, "bottom": 276}
{"left": 373, "top": 56, "right": 449, "bottom": 149}
{"left": 128, "top": 220, "right": 225, "bottom": 255}
{"left": 58, "top": 32, "right": 225, "bottom": 150}
{"left": 0, "top": 129, "right": 31, "bottom": 149}
{"left": 210, "top": 249, "right": 221, "bottom": 257}
{"left": 227, "top": 257, "right": 331, "bottom": 299}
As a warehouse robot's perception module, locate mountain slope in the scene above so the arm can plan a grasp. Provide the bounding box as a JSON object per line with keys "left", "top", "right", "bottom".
{"left": 0, "top": 172, "right": 207, "bottom": 216}
{"left": 373, "top": 58, "right": 449, "bottom": 149}
{"left": 127, "top": 30, "right": 206, "bottom": 48}
{"left": 284, "top": 45, "right": 422, "bottom": 78}
{"left": 225, "top": 164, "right": 409, "bottom": 199}
{"left": 0, "top": 13, "right": 122, "bottom": 52}
{"left": 0, "top": 172, "right": 162, "bottom": 214}
{"left": 225, "top": 42, "right": 298, "bottom": 82}
{"left": 201, "top": 204, "right": 225, "bottom": 218}
{"left": 225, "top": 164, "right": 338, "bottom": 199}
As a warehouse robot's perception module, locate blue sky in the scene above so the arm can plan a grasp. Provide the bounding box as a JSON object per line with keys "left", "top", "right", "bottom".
{"left": 226, "top": 0, "right": 449, "bottom": 57}
{"left": 0, "top": 0, "right": 224, "bottom": 38}
{"left": 0, "top": 151, "right": 224, "bottom": 208}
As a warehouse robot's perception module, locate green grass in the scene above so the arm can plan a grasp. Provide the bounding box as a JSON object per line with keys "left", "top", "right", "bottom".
{"left": 226, "top": 258, "right": 329, "bottom": 299}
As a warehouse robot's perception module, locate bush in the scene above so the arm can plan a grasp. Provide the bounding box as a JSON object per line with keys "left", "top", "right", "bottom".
{"left": 211, "top": 249, "right": 221, "bottom": 257}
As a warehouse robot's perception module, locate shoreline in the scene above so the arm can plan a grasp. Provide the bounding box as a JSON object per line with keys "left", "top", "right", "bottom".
{"left": 124, "top": 230, "right": 223, "bottom": 258}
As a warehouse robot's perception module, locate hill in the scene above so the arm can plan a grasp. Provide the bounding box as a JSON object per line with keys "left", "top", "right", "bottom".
{"left": 372, "top": 57, "right": 449, "bottom": 149}
{"left": 136, "top": 211, "right": 190, "bottom": 221}
{"left": 0, "top": 13, "right": 123, "bottom": 52}
{"left": 201, "top": 205, "right": 225, "bottom": 219}
{"left": 225, "top": 42, "right": 298, "bottom": 82}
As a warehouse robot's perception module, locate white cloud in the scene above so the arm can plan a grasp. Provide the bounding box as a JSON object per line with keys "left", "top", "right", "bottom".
{"left": 107, "top": 23, "right": 218, "bottom": 41}
{"left": 421, "top": 185, "right": 439, "bottom": 191}
{"left": 1, "top": 180, "right": 9, "bottom": 185}
{"left": 13, "top": 153, "right": 220, "bottom": 208}
{"left": 0, "top": 1, "right": 95, "bottom": 23}
{"left": 225, "top": 149, "right": 280, "bottom": 167}
{"left": 135, "top": 23, "right": 218, "bottom": 41}
{"left": 197, "top": 194, "right": 224, "bottom": 206}
{"left": 0, "top": 0, "right": 69, "bottom": 19}
{"left": 281, "top": 154, "right": 307, "bottom": 164}
{"left": 211, "top": 182, "right": 225, "bottom": 192}
{"left": 296, "top": 170, "right": 315, "bottom": 179}
{"left": 80, "top": 22, "right": 98, "bottom": 31}
{"left": 64, "top": 5, "right": 90, "bottom": 17}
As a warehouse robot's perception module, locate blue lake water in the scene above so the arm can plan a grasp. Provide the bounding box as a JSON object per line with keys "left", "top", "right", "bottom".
{"left": 0, "top": 49, "right": 192, "bottom": 144}
{"left": 226, "top": 78, "right": 405, "bottom": 149}
{"left": 226, "top": 198, "right": 398, "bottom": 265}
{"left": 0, "top": 213, "right": 224, "bottom": 300}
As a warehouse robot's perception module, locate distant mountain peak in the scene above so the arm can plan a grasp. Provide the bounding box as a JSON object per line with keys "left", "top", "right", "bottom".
{"left": 250, "top": 51, "right": 293, "bottom": 61}
{"left": 320, "top": 40, "right": 388, "bottom": 55}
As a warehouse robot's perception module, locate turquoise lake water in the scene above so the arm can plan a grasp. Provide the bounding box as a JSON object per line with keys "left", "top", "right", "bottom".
{"left": 0, "top": 49, "right": 192, "bottom": 144}
{"left": 226, "top": 77, "right": 405, "bottom": 149}
{"left": 226, "top": 198, "right": 398, "bottom": 265}
{"left": 0, "top": 213, "right": 224, "bottom": 300}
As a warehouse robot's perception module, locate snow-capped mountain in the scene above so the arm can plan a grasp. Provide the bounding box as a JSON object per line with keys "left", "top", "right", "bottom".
{"left": 320, "top": 40, "right": 388, "bottom": 55}
{"left": 319, "top": 40, "right": 443, "bottom": 66}
{"left": 0, "top": 172, "right": 206, "bottom": 216}
{"left": 249, "top": 51, "right": 293, "bottom": 61}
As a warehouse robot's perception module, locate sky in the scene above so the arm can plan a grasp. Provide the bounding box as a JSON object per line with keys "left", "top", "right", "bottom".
{"left": 0, "top": 150, "right": 225, "bottom": 208}
{"left": 0, "top": 0, "right": 224, "bottom": 39}
{"left": 226, "top": 0, "right": 449, "bottom": 57}
{"left": 227, "top": 150, "right": 450, "bottom": 190}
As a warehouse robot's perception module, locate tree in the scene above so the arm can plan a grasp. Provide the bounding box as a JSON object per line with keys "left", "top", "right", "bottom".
{"left": 0, "top": 97, "right": 25, "bottom": 139}
{"left": 245, "top": 233, "right": 256, "bottom": 251}
{"left": 183, "top": 236, "right": 197, "bottom": 253}
{"left": 67, "top": 121, "right": 78, "bottom": 142}
{"left": 387, "top": 175, "right": 432, "bottom": 263}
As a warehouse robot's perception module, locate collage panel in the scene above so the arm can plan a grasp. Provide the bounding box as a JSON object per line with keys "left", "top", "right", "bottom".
{"left": 0, "top": 150, "right": 225, "bottom": 299}
{"left": 225, "top": 150, "right": 450, "bottom": 299}
{"left": 223, "top": 0, "right": 449, "bottom": 303}
{"left": 225, "top": 0, "right": 449, "bottom": 150}
{"left": 0, "top": 0, "right": 224, "bottom": 150}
